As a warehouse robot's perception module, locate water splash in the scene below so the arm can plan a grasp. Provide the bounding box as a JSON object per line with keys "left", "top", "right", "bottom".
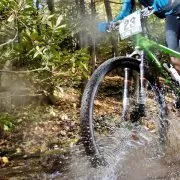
{"left": 57, "top": 121, "right": 180, "bottom": 180}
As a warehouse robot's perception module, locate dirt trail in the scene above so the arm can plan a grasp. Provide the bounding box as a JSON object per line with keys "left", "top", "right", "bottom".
{"left": 0, "top": 87, "right": 179, "bottom": 179}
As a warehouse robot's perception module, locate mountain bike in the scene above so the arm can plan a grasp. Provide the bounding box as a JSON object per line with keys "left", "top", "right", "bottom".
{"left": 80, "top": 9, "right": 180, "bottom": 166}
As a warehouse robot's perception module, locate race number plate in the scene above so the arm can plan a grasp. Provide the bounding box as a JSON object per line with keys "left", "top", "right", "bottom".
{"left": 119, "top": 11, "right": 142, "bottom": 40}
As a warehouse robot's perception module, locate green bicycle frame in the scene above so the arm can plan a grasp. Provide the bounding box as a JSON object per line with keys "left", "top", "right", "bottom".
{"left": 135, "top": 34, "right": 180, "bottom": 81}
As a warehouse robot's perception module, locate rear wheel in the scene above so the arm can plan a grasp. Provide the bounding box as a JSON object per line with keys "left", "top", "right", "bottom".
{"left": 81, "top": 57, "right": 168, "bottom": 166}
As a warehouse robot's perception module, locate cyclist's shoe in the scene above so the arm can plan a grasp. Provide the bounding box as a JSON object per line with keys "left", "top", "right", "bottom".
{"left": 163, "top": 63, "right": 180, "bottom": 85}
{"left": 163, "top": 63, "right": 171, "bottom": 72}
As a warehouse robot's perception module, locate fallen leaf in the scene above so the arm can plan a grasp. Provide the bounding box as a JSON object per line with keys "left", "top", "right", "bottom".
{"left": 2, "top": 157, "right": 9, "bottom": 164}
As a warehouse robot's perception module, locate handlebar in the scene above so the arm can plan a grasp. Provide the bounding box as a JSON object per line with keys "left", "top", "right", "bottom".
{"left": 98, "top": 7, "right": 154, "bottom": 33}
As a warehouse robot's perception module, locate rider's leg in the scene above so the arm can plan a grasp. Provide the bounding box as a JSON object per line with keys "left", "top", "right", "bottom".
{"left": 165, "top": 15, "right": 180, "bottom": 109}
{"left": 165, "top": 15, "right": 180, "bottom": 74}
{"left": 170, "top": 57, "right": 180, "bottom": 74}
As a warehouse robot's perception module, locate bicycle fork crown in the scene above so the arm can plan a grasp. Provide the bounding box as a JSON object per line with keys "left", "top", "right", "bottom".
{"left": 126, "top": 46, "right": 143, "bottom": 61}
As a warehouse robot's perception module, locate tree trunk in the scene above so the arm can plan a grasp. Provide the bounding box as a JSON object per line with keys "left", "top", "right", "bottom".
{"left": 89, "top": 0, "right": 97, "bottom": 74}
{"left": 76, "top": 0, "right": 90, "bottom": 103}
{"left": 35, "top": 0, "right": 41, "bottom": 35}
{"left": 104, "top": 0, "right": 118, "bottom": 56}
{"left": 47, "top": 0, "right": 55, "bottom": 14}
{"left": 79, "top": 0, "right": 88, "bottom": 48}
{"left": 104, "top": 0, "right": 113, "bottom": 21}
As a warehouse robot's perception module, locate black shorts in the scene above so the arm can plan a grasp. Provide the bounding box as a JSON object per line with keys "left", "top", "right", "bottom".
{"left": 165, "top": 15, "right": 180, "bottom": 52}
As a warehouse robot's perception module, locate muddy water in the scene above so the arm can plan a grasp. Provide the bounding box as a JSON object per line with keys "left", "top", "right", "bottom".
{"left": 57, "top": 113, "right": 180, "bottom": 180}
{"left": 0, "top": 113, "right": 179, "bottom": 180}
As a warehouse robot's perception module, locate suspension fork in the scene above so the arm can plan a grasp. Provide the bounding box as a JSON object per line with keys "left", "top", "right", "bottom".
{"left": 122, "top": 68, "right": 132, "bottom": 120}
{"left": 138, "top": 50, "right": 146, "bottom": 116}
{"left": 126, "top": 48, "right": 147, "bottom": 117}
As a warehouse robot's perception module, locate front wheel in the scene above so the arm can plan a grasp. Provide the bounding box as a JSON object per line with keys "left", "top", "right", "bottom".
{"left": 80, "top": 56, "right": 168, "bottom": 166}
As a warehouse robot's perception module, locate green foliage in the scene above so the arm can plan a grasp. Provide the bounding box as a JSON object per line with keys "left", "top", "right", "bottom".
{"left": 0, "top": 0, "right": 89, "bottom": 92}
{"left": 0, "top": 113, "right": 14, "bottom": 131}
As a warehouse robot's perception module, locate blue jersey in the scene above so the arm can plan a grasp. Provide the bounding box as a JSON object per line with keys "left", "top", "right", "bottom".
{"left": 113, "top": 0, "right": 180, "bottom": 21}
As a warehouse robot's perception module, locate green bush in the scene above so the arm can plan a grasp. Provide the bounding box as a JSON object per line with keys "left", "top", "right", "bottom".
{"left": 0, "top": 113, "right": 14, "bottom": 131}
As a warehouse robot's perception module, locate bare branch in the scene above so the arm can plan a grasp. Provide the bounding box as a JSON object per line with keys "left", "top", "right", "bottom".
{"left": 0, "top": 30, "right": 18, "bottom": 48}
{"left": 0, "top": 66, "right": 50, "bottom": 74}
